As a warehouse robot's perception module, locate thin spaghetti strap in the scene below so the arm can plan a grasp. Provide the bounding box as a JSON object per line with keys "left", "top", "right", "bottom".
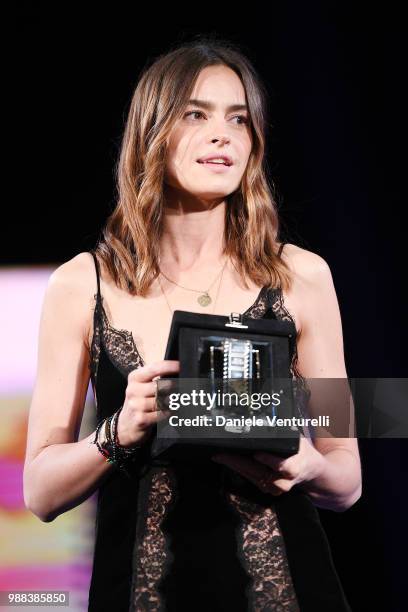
{"left": 278, "top": 242, "right": 286, "bottom": 258}
{"left": 90, "top": 250, "right": 102, "bottom": 303}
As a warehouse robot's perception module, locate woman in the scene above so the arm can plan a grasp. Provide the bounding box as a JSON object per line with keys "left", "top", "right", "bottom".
{"left": 23, "top": 38, "right": 361, "bottom": 611}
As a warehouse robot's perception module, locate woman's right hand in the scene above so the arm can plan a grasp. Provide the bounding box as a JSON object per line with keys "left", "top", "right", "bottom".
{"left": 116, "top": 360, "right": 180, "bottom": 448}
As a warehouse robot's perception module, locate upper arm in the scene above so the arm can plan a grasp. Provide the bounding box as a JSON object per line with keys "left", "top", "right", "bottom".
{"left": 292, "top": 250, "right": 360, "bottom": 460}
{"left": 296, "top": 254, "right": 346, "bottom": 378}
{"left": 24, "top": 252, "right": 95, "bottom": 473}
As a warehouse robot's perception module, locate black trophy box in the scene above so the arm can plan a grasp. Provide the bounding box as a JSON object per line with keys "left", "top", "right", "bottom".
{"left": 150, "top": 309, "right": 300, "bottom": 461}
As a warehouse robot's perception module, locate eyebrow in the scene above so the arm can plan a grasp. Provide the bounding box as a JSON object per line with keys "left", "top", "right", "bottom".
{"left": 187, "top": 98, "right": 248, "bottom": 112}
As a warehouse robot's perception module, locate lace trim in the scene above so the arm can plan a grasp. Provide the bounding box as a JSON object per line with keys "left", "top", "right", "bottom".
{"left": 243, "top": 286, "right": 269, "bottom": 320}
{"left": 225, "top": 491, "right": 300, "bottom": 611}
{"left": 89, "top": 293, "right": 145, "bottom": 383}
{"left": 131, "top": 468, "right": 176, "bottom": 612}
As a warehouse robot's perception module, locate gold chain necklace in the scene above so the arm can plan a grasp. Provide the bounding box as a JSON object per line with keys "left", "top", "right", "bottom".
{"left": 158, "top": 257, "right": 228, "bottom": 314}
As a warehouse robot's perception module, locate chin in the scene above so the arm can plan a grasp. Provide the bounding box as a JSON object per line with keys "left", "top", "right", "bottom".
{"left": 193, "top": 190, "right": 231, "bottom": 200}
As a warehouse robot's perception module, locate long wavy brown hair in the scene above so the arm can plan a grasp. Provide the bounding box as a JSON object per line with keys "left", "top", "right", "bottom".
{"left": 93, "top": 35, "right": 293, "bottom": 295}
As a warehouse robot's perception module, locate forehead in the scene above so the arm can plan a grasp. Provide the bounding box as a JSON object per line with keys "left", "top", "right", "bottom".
{"left": 190, "top": 65, "right": 246, "bottom": 103}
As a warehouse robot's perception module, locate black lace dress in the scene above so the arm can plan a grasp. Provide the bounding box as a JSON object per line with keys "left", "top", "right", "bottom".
{"left": 87, "top": 246, "right": 351, "bottom": 612}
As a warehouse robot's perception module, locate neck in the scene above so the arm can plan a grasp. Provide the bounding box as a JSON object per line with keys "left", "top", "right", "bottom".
{"left": 159, "top": 197, "right": 227, "bottom": 273}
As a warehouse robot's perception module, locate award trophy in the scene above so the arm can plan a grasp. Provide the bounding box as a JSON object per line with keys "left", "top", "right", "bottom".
{"left": 150, "top": 309, "right": 300, "bottom": 461}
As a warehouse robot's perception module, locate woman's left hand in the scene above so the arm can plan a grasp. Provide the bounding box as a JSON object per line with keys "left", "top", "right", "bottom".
{"left": 211, "top": 433, "right": 326, "bottom": 496}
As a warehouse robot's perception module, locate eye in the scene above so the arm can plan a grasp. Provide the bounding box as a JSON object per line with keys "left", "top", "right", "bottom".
{"left": 184, "top": 110, "right": 205, "bottom": 120}
{"left": 232, "top": 115, "right": 249, "bottom": 125}
{"left": 183, "top": 110, "right": 249, "bottom": 125}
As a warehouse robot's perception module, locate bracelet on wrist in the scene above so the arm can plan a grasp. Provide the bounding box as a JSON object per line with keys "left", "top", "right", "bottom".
{"left": 91, "top": 407, "right": 143, "bottom": 477}
{"left": 112, "top": 405, "right": 144, "bottom": 452}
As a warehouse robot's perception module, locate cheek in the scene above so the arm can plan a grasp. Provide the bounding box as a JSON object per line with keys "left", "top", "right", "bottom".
{"left": 164, "top": 147, "right": 200, "bottom": 188}
{"left": 168, "top": 144, "right": 203, "bottom": 180}
{"left": 241, "top": 132, "right": 253, "bottom": 156}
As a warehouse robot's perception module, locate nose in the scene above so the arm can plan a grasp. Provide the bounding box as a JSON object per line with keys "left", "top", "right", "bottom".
{"left": 207, "top": 115, "right": 232, "bottom": 145}
{"left": 211, "top": 135, "right": 230, "bottom": 145}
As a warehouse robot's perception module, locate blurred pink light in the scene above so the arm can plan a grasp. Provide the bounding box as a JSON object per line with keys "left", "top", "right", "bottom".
{"left": 0, "top": 266, "right": 56, "bottom": 395}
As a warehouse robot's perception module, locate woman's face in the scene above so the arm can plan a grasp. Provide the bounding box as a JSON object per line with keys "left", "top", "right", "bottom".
{"left": 164, "top": 65, "right": 253, "bottom": 202}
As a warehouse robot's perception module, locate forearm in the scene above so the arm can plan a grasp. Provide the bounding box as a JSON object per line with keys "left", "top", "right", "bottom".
{"left": 297, "top": 448, "right": 362, "bottom": 512}
{"left": 24, "top": 430, "right": 116, "bottom": 522}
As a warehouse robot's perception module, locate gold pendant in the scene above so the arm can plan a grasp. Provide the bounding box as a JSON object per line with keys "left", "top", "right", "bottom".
{"left": 198, "top": 292, "right": 211, "bottom": 306}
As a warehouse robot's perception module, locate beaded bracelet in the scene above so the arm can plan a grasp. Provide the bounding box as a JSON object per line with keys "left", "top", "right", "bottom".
{"left": 92, "top": 418, "right": 113, "bottom": 463}
{"left": 110, "top": 406, "right": 143, "bottom": 454}
{"left": 92, "top": 406, "right": 143, "bottom": 477}
{"left": 92, "top": 420, "right": 135, "bottom": 478}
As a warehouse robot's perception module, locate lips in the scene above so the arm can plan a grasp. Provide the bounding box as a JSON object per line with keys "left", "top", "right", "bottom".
{"left": 197, "top": 155, "right": 233, "bottom": 166}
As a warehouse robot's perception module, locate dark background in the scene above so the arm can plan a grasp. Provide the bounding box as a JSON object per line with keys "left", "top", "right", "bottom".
{"left": 9, "top": 2, "right": 407, "bottom": 610}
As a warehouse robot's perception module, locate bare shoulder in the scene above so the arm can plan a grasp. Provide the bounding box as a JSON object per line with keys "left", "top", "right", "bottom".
{"left": 280, "top": 243, "right": 331, "bottom": 280}
{"left": 47, "top": 252, "right": 98, "bottom": 349}
{"left": 48, "top": 252, "right": 97, "bottom": 305}
{"left": 49, "top": 251, "right": 95, "bottom": 283}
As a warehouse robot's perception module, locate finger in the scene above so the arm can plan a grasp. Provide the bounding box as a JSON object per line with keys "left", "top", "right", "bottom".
{"left": 128, "top": 378, "right": 171, "bottom": 402}
{"left": 222, "top": 459, "right": 283, "bottom": 495}
{"left": 258, "top": 475, "right": 285, "bottom": 496}
{"left": 141, "top": 396, "right": 173, "bottom": 417}
{"left": 133, "top": 385, "right": 174, "bottom": 416}
{"left": 127, "top": 396, "right": 157, "bottom": 413}
{"left": 212, "top": 453, "right": 286, "bottom": 495}
{"left": 135, "top": 407, "right": 171, "bottom": 428}
{"left": 155, "top": 408, "right": 172, "bottom": 423}
{"left": 132, "top": 381, "right": 157, "bottom": 398}
{"left": 129, "top": 360, "right": 180, "bottom": 383}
